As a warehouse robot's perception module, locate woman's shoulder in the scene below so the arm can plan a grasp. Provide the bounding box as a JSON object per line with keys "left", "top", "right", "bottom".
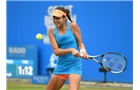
{"left": 70, "top": 22, "right": 77, "bottom": 27}
{"left": 48, "top": 27, "right": 54, "bottom": 31}
{"left": 48, "top": 27, "right": 55, "bottom": 34}
{"left": 69, "top": 22, "right": 80, "bottom": 33}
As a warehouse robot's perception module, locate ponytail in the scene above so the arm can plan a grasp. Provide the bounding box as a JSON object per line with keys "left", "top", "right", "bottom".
{"left": 65, "top": 9, "right": 73, "bottom": 22}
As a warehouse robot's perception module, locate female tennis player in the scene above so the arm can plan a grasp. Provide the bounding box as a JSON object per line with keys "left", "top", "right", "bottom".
{"left": 46, "top": 6, "right": 88, "bottom": 90}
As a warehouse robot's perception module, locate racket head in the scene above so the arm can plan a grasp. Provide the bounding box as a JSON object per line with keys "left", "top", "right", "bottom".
{"left": 101, "top": 52, "right": 127, "bottom": 73}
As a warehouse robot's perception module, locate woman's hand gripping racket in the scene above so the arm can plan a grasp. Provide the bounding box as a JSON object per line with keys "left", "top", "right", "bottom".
{"left": 82, "top": 52, "right": 127, "bottom": 74}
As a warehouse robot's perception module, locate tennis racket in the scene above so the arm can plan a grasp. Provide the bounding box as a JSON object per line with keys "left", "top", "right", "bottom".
{"left": 87, "top": 52, "right": 127, "bottom": 74}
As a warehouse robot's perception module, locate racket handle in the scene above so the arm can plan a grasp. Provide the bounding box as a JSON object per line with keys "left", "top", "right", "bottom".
{"left": 88, "top": 56, "right": 95, "bottom": 59}
{"left": 80, "top": 54, "right": 94, "bottom": 58}
{"left": 88, "top": 55, "right": 101, "bottom": 58}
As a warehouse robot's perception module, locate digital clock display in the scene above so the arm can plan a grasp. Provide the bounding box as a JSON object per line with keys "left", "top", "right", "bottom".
{"left": 6, "top": 59, "right": 34, "bottom": 78}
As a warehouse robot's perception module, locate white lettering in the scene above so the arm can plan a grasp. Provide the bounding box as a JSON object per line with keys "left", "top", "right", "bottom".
{"left": 49, "top": 53, "right": 58, "bottom": 67}
{"left": 6, "top": 60, "right": 13, "bottom": 64}
{"left": 42, "top": 35, "right": 50, "bottom": 44}
{"left": 9, "top": 47, "right": 26, "bottom": 54}
{"left": 6, "top": 72, "right": 12, "bottom": 77}
{"left": 33, "top": 76, "right": 49, "bottom": 80}
{"left": 22, "top": 60, "right": 28, "bottom": 64}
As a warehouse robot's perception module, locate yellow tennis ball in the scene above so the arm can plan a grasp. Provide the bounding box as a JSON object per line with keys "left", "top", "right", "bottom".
{"left": 36, "top": 33, "right": 43, "bottom": 40}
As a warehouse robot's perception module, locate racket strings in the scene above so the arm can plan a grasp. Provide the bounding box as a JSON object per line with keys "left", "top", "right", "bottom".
{"left": 102, "top": 54, "right": 127, "bottom": 73}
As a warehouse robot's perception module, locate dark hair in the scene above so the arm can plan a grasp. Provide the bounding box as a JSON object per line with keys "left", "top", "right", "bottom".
{"left": 55, "top": 6, "right": 73, "bottom": 22}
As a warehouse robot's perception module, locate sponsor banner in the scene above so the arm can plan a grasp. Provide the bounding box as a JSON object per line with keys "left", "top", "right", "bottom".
{"left": 7, "top": 45, "right": 38, "bottom": 60}
{"left": 32, "top": 75, "right": 50, "bottom": 84}
{"left": 32, "top": 75, "right": 68, "bottom": 84}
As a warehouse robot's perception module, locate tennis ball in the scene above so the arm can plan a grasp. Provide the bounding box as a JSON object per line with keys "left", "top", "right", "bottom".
{"left": 36, "top": 33, "right": 43, "bottom": 40}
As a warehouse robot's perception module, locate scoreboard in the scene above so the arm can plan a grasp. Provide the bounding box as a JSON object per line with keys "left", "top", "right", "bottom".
{"left": 6, "top": 45, "right": 38, "bottom": 78}
{"left": 7, "top": 59, "right": 34, "bottom": 78}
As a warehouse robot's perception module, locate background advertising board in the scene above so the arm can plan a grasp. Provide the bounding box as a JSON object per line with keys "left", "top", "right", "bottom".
{"left": 7, "top": 1, "right": 133, "bottom": 83}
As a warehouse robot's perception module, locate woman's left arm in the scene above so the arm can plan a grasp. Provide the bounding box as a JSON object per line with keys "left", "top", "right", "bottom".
{"left": 70, "top": 22, "right": 88, "bottom": 59}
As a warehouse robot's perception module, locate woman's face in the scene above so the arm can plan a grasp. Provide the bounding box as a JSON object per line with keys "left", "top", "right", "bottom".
{"left": 53, "top": 16, "right": 66, "bottom": 28}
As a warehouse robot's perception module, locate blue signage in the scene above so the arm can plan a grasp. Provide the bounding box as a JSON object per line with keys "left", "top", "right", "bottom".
{"left": 6, "top": 45, "right": 38, "bottom": 78}
{"left": 32, "top": 75, "right": 51, "bottom": 84}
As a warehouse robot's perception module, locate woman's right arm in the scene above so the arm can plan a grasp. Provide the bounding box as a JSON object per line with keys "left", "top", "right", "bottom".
{"left": 48, "top": 28, "right": 79, "bottom": 56}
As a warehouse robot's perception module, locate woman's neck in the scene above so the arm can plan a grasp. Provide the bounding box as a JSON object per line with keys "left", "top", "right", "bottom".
{"left": 57, "top": 22, "right": 67, "bottom": 35}
{"left": 58, "top": 22, "right": 66, "bottom": 31}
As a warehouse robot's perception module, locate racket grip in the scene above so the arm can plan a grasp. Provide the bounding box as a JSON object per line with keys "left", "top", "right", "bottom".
{"left": 88, "top": 56, "right": 94, "bottom": 59}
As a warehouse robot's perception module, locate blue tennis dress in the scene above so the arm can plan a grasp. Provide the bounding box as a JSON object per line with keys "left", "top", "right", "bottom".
{"left": 53, "top": 21, "right": 82, "bottom": 76}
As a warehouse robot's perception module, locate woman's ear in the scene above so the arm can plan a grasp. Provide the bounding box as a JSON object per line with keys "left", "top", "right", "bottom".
{"left": 63, "top": 15, "right": 66, "bottom": 21}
